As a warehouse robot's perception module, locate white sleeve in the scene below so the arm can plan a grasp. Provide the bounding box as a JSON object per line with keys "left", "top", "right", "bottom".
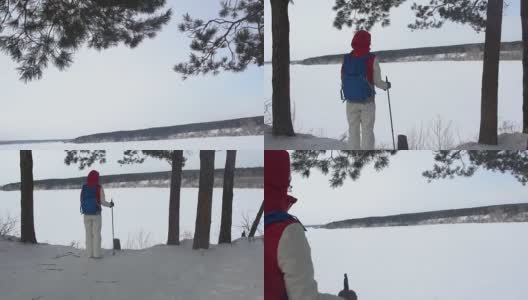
{"left": 99, "top": 187, "right": 111, "bottom": 207}
{"left": 373, "top": 57, "right": 389, "bottom": 91}
{"left": 278, "top": 223, "right": 343, "bottom": 300}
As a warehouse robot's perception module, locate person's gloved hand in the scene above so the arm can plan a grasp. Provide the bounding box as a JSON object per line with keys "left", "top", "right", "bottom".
{"left": 338, "top": 289, "right": 357, "bottom": 300}
{"left": 386, "top": 81, "right": 392, "bottom": 90}
{"left": 110, "top": 202, "right": 114, "bottom": 208}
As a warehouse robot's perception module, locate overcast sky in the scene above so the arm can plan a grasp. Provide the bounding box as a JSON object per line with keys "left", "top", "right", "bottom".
{"left": 0, "top": 0, "right": 262, "bottom": 140}
{"left": 288, "top": 151, "right": 528, "bottom": 225}
{"left": 264, "top": 0, "right": 522, "bottom": 61}
{"left": 0, "top": 150, "right": 263, "bottom": 186}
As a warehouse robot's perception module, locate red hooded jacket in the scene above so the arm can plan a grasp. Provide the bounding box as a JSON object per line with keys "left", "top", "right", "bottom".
{"left": 264, "top": 151, "right": 298, "bottom": 300}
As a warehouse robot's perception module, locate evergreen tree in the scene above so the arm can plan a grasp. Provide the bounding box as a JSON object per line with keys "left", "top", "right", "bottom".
{"left": 423, "top": 150, "right": 528, "bottom": 185}
{"left": 291, "top": 150, "right": 396, "bottom": 187}
{"left": 20, "top": 150, "right": 36, "bottom": 243}
{"left": 219, "top": 150, "right": 236, "bottom": 244}
{"left": 270, "top": 0, "right": 294, "bottom": 136}
{"left": 0, "top": 0, "right": 171, "bottom": 82}
{"left": 522, "top": 0, "right": 527, "bottom": 133}
{"left": 193, "top": 150, "right": 215, "bottom": 250}
{"left": 175, "top": 0, "right": 263, "bottom": 79}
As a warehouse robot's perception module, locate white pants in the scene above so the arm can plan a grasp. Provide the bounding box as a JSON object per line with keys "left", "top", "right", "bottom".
{"left": 346, "top": 101, "right": 376, "bottom": 149}
{"left": 84, "top": 214, "right": 102, "bottom": 258}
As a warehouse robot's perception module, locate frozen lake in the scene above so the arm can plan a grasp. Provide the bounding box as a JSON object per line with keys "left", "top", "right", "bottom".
{"left": 308, "top": 223, "right": 528, "bottom": 300}
{"left": 265, "top": 61, "right": 522, "bottom": 148}
{"left": 0, "top": 135, "right": 263, "bottom": 150}
{"left": 0, "top": 188, "right": 263, "bottom": 249}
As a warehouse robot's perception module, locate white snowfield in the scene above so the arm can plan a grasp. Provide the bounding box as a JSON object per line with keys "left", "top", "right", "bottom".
{"left": 0, "top": 135, "right": 263, "bottom": 150}
{"left": 264, "top": 61, "right": 523, "bottom": 150}
{"left": 0, "top": 237, "right": 263, "bottom": 300}
{"left": 307, "top": 223, "right": 528, "bottom": 300}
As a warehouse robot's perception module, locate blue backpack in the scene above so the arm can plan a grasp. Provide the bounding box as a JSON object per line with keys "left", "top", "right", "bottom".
{"left": 80, "top": 184, "right": 101, "bottom": 215}
{"left": 341, "top": 53, "right": 375, "bottom": 102}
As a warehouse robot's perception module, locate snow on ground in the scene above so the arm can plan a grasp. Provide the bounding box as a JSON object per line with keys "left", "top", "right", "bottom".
{"left": 456, "top": 133, "right": 528, "bottom": 150}
{"left": 0, "top": 237, "right": 263, "bottom": 300}
{"left": 0, "top": 188, "right": 262, "bottom": 249}
{"left": 265, "top": 128, "right": 348, "bottom": 150}
{"left": 264, "top": 61, "right": 522, "bottom": 149}
{"left": 307, "top": 223, "right": 528, "bottom": 300}
{"left": 0, "top": 135, "right": 263, "bottom": 150}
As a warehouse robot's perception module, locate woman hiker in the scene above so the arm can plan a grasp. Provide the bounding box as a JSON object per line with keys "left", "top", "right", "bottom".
{"left": 264, "top": 150, "right": 357, "bottom": 300}
{"left": 80, "top": 170, "right": 114, "bottom": 259}
{"left": 341, "top": 30, "right": 391, "bottom": 150}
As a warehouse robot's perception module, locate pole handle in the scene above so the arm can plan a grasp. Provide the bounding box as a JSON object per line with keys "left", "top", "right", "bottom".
{"left": 344, "top": 273, "right": 349, "bottom": 291}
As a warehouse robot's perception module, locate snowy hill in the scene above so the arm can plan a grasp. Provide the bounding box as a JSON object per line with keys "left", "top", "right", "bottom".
{"left": 314, "top": 203, "right": 528, "bottom": 229}
{"left": 0, "top": 237, "right": 263, "bottom": 300}
{"left": 0, "top": 167, "right": 264, "bottom": 191}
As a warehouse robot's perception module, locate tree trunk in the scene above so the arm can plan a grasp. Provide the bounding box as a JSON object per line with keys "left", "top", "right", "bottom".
{"left": 478, "top": 0, "right": 503, "bottom": 144}
{"left": 271, "top": 0, "right": 295, "bottom": 136}
{"left": 219, "top": 150, "right": 236, "bottom": 244}
{"left": 193, "top": 150, "right": 215, "bottom": 250}
{"left": 522, "top": 0, "right": 528, "bottom": 133}
{"left": 167, "top": 150, "right": 183, "bottom": 245}
{"left": 20, "top": 150, "right": 37, "bottom": 243}
{"left": 248, "top": 200, "right": 264, "bottom": 238}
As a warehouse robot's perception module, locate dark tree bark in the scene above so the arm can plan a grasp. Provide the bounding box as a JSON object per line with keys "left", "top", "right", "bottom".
{"left": 219, "top": 150, "right": 237, "bottom": 244}
{"left": 271, "top": 0, "right": 295, "bottom": 136}
{"left": 193, "top": 150, "right": 215, "bottom": 250}
{"left": 249, "top": 200, "right": 264, "bottom": 238}
{"left": 522, "top": 0, "right": 528, "bottom": 133}
{"left": 20, "top": 150, "right": 37, "bottom": 243}
{"left": 167, "top": 150, "right": 183, "bottom": 245}
{"left": 478, "top": 0, "right": 503, "bottom": 144}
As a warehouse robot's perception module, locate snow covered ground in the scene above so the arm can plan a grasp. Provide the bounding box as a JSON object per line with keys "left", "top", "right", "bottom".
{"left": 307, "top": 223, "right": 528, "bottom": 300}
{"left": 456, "top": 133, "right": 528, "bottom": 150}
{"left": 0, "top": 188, "right": 262, "bottom": 249}
{"left": 264, "top": 61, "right": 523, "bottom": 150}
{"left": 0, "top": 237, "right": 263, "bottom": 300}
{"left": 0, "top": 135, "right": 263, "bottom": 150}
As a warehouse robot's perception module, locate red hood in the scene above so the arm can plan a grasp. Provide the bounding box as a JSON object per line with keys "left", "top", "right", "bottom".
{"left": 87, "top": 170, "right": 99, "bottom": 187}
{"left": 351, "top": 30, "right": 371, "bottom": 57}
{"left": 264, "top": 151, "right": 297, "bottom": 214}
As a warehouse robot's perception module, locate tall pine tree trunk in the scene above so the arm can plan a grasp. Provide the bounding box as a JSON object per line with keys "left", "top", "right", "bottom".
{"left": 167, "top": 150, "right": 183, "bottom": 245}
{"left": 20, "top": 150, "right": 36, "bottom": 243}
{"left": 193, "top": 150, "right": 215, "bottom": 250}
{"left": 271, "top": 0, "right": 295, "bottom": 136}
{"left": 522, "top": 0, "right": 528, "bottom": 133}
{"left": 219, "top": 150, "right": 236, "bottom": 244}
{"left": 478, "top": 0, "right": 503, "bottom": 144}
{"left": 249, "top": 200, "right": 264, "bottom": 238}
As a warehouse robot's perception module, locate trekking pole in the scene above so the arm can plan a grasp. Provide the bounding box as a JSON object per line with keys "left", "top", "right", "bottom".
{"left": 386, "top": 76, "right": 396, "bottom": 150}
{"left": 111, "top": 198, "right": 115, "bottom": 256}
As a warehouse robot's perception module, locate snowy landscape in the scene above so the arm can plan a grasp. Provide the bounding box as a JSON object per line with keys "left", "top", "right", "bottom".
{"left": 281, "top": 151, "right": 528, "bottom": 299}
{"left": 263, "top": 0, "right": 527, "bottom": 150}
{"left": 265, "top": 61, "right": 527, "bottom": 150}
{"left": 0, "top": 150, "right": 263, "bottom": 300}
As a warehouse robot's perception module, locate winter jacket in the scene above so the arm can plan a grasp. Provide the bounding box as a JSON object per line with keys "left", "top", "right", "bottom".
{"left": 264, "top": 151, "right": 343, "bottom": 300}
